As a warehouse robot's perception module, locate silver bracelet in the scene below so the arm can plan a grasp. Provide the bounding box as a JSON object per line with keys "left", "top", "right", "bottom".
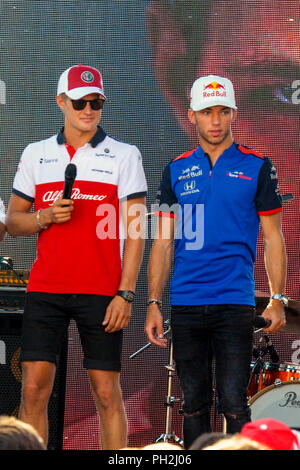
{"left": 36, "top": 209, "right": 48, "bottom": 230}
{"left": 147, "top": 299, "right": 162, "bottom": 307}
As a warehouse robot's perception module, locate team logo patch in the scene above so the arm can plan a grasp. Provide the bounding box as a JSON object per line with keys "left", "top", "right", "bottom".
{"left": 227, "top": 171, "right": 252, "bottom": 180}
{"left": 178, "top": 166, "right": 203, "bottom": 181}
{"left": 180, "top": 179, "right": 199, "bottom": 196}
{"left": 204, "top": 81, "right": 225, "bottom": 90}
{"left": 203, "top": 81, "right": 226, "bottom": 98}
{"left": 81, "top": 71, "right": 94, "bottom": 83}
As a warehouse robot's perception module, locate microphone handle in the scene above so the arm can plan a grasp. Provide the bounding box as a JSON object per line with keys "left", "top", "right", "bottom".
{"left": 62, "top": 181, "right": 73, "bottom": 199}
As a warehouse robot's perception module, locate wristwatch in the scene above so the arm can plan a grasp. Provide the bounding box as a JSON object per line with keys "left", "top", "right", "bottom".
{"left": 116, "top": 290, "right": 135, "bottom": 303}
{"left": 270, "top": 294, "right": 289, "bottom": 307}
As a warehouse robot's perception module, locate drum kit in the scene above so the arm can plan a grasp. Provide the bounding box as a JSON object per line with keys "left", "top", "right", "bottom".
{"left": 130, "top": 297, "right": 300, "bottom": 441}
{"left": 247, "top": 297, "right": 300, "bottom": 430}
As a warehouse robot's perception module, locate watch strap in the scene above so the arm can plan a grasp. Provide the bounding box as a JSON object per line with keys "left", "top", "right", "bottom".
{"left": 116, "top": 290, "right": 135, "bottom": 303}
{"left": 270, "top": 294, "right": 289, "bottom": 306}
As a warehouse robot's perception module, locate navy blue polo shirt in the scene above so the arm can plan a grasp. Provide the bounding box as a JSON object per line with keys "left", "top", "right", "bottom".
{"left": 156, "top": 142, "right": 282, "bottom": 306}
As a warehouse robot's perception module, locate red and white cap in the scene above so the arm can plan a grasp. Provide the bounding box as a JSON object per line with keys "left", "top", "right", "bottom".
{"left": 57, "top": 64, "right": 106, "bottom": 100}
{"left": 241, "top": 418, "right": 300, "bottom": 451}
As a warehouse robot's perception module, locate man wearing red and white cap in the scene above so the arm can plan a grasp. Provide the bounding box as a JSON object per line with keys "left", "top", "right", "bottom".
{"left": 6, "top": 64, "right": 147, "bottom": 450}
{"left": 241, "top": 418, "right": 300, "bottom": 451}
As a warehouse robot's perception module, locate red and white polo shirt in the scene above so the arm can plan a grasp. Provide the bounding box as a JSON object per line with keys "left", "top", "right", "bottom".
{"left": 12, "top": 127, "right": 147, "bottom": 295}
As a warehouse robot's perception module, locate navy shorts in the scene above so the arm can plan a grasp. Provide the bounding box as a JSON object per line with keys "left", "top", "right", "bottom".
{"left": 20, "top": 292, "right": 123, "bottom": 371}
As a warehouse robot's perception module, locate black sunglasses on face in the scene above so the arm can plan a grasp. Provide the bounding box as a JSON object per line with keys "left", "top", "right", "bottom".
{"left": 71, "top": 98, "right": 104, "bottom": 111}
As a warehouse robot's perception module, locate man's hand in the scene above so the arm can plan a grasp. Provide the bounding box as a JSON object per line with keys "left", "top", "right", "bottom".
{"left": 102, "top": 296, "right": 132, "bottom": 333}
{"left": 262, "top": 300, "right": 286, "bottom": 333}
{"left": 40, "top": 198, "right": 74, "bottom": 226}
{"left": 145, "top": 304, "right": 168, "bottom": 347}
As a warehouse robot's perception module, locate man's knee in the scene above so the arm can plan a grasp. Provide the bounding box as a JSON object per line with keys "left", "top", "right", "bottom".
{"left": 89, "top": 371, "right": 122, "bottom": 411}
{"left": 21, "top": 362, "right": 55, "bottom": 408}
{"left": 21, "top": 380, "right": 52, "bottom": 409}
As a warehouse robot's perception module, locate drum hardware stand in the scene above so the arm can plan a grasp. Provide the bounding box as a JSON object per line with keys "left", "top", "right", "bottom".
{"left": 129, "top": 319, "right": 171, "bottom": 359}
{"left": 249, "top": 325, "right": 275, "bottom": 391}
{"left": 249, "top": 333, "right": 281, "bottom": 396}
{"left": 129, "top": 319, "right": 184, "bottom": 446}
{"left": 155, "top": 340, "right": 183, "bottom": 446}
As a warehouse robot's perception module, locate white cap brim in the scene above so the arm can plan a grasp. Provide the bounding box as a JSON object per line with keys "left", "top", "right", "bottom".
{"left": 64, "top": 86, "right": 106, "bottom": 100}
{"left": 191, "top": 100, "right": 237, "bottom": 112}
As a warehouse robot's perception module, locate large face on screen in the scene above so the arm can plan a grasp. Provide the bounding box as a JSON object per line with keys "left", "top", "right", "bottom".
{"left": 147, "top": 0, "right": 300, "bottom": 299}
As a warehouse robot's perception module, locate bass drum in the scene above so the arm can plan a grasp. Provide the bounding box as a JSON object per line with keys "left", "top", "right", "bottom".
{"left": 249, "top": 381, "right": 300, "bottom": 429}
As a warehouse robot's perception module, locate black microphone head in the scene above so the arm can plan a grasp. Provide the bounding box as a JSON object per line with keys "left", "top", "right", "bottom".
{"left": 65, "top": 163, "right": 77, "bottom": 181}
{"left": 253, "top": 316, "right": 271, "bottom": 328}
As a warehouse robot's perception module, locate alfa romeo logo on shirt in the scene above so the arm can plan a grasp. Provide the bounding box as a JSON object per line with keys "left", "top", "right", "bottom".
{"left": 81, "top": 71, "right": 94, "bottom": 83}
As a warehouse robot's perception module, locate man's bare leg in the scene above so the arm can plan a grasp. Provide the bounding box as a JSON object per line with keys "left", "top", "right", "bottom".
{"left": 19, "top": 361, "right": 56, "bottom": 446}
{"left": 88, "top": 369, "right": 127, "bottom": 450}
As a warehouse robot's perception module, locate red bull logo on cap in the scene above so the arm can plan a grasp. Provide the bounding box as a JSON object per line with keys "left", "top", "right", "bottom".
{"left": 203, "top": 81, "right": 226, "bottom": 98}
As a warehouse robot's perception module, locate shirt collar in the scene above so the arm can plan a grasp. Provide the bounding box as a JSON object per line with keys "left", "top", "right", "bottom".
{"left": 56, "top": 126, "right": 107, "bottom": 148}
{"left": 196, "top": 141, "right": 236, "bottom": 159}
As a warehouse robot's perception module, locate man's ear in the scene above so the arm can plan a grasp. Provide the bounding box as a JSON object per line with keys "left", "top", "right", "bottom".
{"left": 56, "top": 94, "right": 65, "bottom": 112}
{"left": 187, "top": 108, "right": 196, "bottom": 125}
{"left": 146, "top": 1, "right": 194, "bottom": 136}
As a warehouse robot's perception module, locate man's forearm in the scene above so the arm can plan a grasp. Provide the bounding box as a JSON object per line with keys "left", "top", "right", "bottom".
{"left": 0, "top": 222, "right": 6, "bottom": 242}
{"left": 264, "top": 230, "right": 287, "bottom": 295}
{"left": 118, "top": 236, "right": 145, "bottom": 292}
{"left": 6, "top": 211, "right": 42, "bottom": 237}
{"left": 148, "top": 238, "right": 173, "bottom": 301}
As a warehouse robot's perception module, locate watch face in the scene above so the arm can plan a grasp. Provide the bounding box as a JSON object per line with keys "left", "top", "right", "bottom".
{"left": 126, "top": 292, "right": 134, "bottom": 301}
{"left": 118, "top": 290, "right": 134, "bottom": 302}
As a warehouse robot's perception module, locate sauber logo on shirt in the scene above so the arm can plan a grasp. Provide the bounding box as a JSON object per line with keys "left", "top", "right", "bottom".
{"left": 39, "top": 158, "right": 59, "bottom": 164}
{"left": 43, "top": 188, "right": 107, "bottom": 203}
{"left": 95, "top": 148, "right": 116, "bottom": 158}
{"left": 227, "top": 171, "right": 252, "bottom": 180}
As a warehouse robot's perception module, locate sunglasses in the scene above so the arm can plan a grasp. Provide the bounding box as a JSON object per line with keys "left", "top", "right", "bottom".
{"left": 71, "top": 98, "right": 104, "bottom": 111}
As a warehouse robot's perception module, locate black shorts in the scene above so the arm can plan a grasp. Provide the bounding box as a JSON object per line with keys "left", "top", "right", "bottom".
{"left": 20, "top": 292, "right": 123, "bottom": 371}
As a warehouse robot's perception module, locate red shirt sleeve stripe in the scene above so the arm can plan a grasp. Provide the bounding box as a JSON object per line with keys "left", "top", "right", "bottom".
{"left": 257, "top": 207, "right": 283, "bottom": 215}
{"left": 172, "top": 148, "right": 197, "bottom": 162}
{"left": 238, "top": 144, "right": 265, "bottom": 160}
{"left": 154, "top": 210, "right": 177, "bottom": 218}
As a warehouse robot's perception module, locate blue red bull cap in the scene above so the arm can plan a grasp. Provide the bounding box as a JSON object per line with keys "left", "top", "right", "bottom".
{"left": 190, "top": 75, "right": 237, "bottom": 111}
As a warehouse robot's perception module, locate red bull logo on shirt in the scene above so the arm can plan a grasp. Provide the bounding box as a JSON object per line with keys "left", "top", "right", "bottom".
{"left": 203, "top": 81, "right": 227, "bottom": 98}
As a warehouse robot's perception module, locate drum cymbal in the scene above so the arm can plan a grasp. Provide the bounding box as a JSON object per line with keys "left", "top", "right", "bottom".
{"left": 255, "top": 295, "right": 300, "bottom": 333}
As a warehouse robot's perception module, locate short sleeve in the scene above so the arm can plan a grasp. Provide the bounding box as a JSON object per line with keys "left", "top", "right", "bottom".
{"left": 155, "top": 163, "right": 178, "bottom": 217}
{"left": 0, "top": 198, "right": 5, "bottom": 224}
{"left": 118, "top": 145, "right": 147, "bottom": 201}
{"left": 255, "top": 157, "right": 282, "bottom": 215}
{"left": 12, "top": 144, "right": 36, "bottom": 202}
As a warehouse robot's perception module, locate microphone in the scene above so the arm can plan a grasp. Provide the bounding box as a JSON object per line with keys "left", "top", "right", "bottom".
{"left": 0, "top": 256, "right": 27, "bottom": 285}
{"left": 62, "top": 163, "right": 77, "bottom": 200}
{"left": 0, "top": 256, "right": 13, "bottom": 269}
{"left": 253, "top": 316, "right": 272, "bottom": 329}
{"left": 263, "top": 334, "right": 280, "bottom": 363}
